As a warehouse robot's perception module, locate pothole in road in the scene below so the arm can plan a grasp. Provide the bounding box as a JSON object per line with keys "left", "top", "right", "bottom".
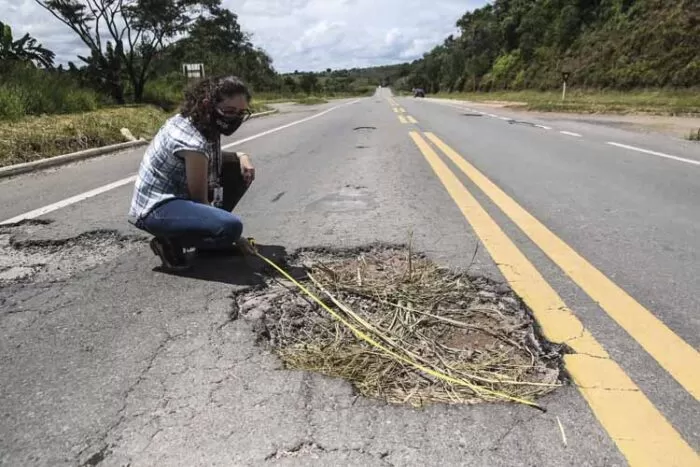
{"left": 234, "top": 244, "right": 564, "bottom": 408}
{"left": 0, "top": 223, "right": 140, "bottom": 285}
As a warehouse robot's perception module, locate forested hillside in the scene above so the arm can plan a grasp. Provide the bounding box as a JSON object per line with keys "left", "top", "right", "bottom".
{"left": 374, "top": 0, "right": 700, "bottom": 92}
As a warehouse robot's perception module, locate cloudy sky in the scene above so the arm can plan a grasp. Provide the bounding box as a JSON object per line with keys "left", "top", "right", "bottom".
{"left": 6, "top": 0, "right": 487, "bottom": 72}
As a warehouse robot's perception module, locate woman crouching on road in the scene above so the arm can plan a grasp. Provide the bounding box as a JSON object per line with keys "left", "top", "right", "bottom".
{"left": 127, "top": 75, "right": 257, "bottom": 271}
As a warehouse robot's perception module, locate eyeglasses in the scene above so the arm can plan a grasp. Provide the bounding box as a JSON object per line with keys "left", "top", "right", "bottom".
{"left": 216, "top": 107, "right": 252, "bottom": 122}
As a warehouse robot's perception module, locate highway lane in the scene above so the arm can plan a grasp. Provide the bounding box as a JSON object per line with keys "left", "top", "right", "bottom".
{"left": 421, "top": 96, "right": 700, "bottom": 165}
{"left": 395, "top": 92, "right": 700, "bottom": 458}
{"left": 0, "top": 88, "right": 698, "bottom": 466}
{"left": 0, "top": 99, "right": 361, "bottom": 224}
{"left": 397, "top": 94, "right": 700, "bottom": 348}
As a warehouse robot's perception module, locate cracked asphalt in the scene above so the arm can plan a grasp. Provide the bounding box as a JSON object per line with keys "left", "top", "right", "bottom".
{"left": 1, "top": 89, "right": 698, "bottom": 466}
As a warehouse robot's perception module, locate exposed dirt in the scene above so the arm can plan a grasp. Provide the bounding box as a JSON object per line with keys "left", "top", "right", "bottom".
{"left": 234, "top": 244, "right": 565, "bottom": 408}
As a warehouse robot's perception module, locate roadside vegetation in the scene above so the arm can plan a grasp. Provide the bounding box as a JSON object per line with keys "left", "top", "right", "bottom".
{"left": 0, "top": 106, "right": 169, "bottom": 167}
{"left": 377, "top": 0, "right": 699, "bottom": 116}
{"left": 291, "top": 96, "right": 328, "bottom": 105}
{"left": 2, "top": 0, "right": 698, "bottom": 167}
{"left": 387, "top": 0, "right": 699, "bottom": 93}
{"left": 433, "top": 89, "right": 700, "bottom": 116}
{"left": 0, "top": 9, "right": 373, "bottom": 167}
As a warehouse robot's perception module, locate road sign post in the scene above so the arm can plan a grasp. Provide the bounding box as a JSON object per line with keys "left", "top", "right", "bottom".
{"left": 561, "top": 71, "right": 571, "bottom": 101}
{"left": 182, "top": 63, "right": 205, "bottom": 80}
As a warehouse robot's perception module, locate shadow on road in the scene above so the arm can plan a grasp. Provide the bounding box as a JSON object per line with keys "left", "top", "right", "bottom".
{"left": 153, "top": 243, "right": 306, "bottom": 286}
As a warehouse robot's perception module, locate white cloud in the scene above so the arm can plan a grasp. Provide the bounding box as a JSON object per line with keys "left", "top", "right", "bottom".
{"left": 4, "top": 0, "right": 487, "bottom": 72}
{"left": 293, "top": 20, "right": 347, "bottom": 54}
{"left": 6, "top": 1, "right": 88, "bottom": 64}
{"left": 385, "top": 28, "right": 402, "bottom": 47}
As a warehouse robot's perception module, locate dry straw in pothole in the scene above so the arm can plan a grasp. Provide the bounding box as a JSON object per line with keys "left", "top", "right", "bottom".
{"left": 242, "top": 245, "right": 563, "bottom": 409}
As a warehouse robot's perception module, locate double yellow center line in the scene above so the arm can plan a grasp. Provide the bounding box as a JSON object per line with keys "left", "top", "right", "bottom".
{"left": 388, "top": 98, "right": 417, "bottom": 125}
{"left": 408, "top": 130, "right": 700, "bottom": 467}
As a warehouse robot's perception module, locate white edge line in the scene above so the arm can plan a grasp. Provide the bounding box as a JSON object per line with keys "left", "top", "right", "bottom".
{"left": 223, "top": 98, "right": 362, "bottom": 149}
{"left": 0, "top": 108, "right": 281, "bottom": 180}
{"left": 560, "top": 131, "right": 582, "bottom": 137}
{"left": 1, "top": 99, "right": 363, "bottom": 225}
{"left": 535, "top": 124, "right": 552, "bottom": 130}
{"left": 606, "top": 142, "right": 700, "bottom": 166}
{"left": 0, "top": 176, "right": 137, "bottom": 225}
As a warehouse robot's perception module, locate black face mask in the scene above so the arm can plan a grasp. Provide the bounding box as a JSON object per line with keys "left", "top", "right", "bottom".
{"left": 213, "top": 111, "right": 244, "bottom": 136}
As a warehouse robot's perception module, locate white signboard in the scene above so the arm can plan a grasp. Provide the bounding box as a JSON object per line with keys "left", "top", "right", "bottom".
{"left": 182, "top": 63, "right": 205, "bottom": 79}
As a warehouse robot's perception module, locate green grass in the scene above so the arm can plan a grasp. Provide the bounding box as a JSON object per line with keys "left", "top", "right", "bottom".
{"left": 0, "top": 101, "right": 280, "bottom": 168}
{"left": 432, "top": 89, "right": 700, "bottom": 116}
{"left": 0, "top": 97, "right": 276, "bottom": 167}
{"left": 295, "top": 96, "right": 328, "bottom": 105}
{"left": 253, "top": 89, "right": 373, "bottom": 104}
{"left": 0, "top": 65, "right": 104, "bottom": 121}
{"left": 0, "top": 106, "right": 171, "bottom": 167}
{"left": 140, "top": 79, "right": 185, "bottom": 112}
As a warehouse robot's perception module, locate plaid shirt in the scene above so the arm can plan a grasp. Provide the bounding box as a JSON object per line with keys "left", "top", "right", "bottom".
{"left": 128, "top": 113, "right": 221, "bottom": 224}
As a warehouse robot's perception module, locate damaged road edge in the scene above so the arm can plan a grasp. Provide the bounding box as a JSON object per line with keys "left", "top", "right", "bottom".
{"left": 0, "top": 222, "right": 144, "bottom": 285}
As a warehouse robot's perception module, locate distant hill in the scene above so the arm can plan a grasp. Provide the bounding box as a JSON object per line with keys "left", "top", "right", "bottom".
{"left": 311, "top": 0, "right": 700, "bottom": 93}
{"left": 278, "top": 63, "right": 411, "bottom": 95}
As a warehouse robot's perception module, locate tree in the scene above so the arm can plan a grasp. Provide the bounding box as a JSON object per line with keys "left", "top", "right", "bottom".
{"left": 0, "top": 21, "right": 55, "bottom": 69}
{"left": 282, "top": 75, "right": 297, "bottom": 93}
{"left": 397, "top": 0, "right": 700, "bottom": 91}
{"left": 182, "top": 6, "right": 246, "bottom": 55}
{"left": 35, "top": 0, "right": 219, "bottom": 103}
{"left": 161, "top": 6, "right": 278, "bottom": 91}
{"left": 299, "top": 73, "right": 318, "bottom": 94}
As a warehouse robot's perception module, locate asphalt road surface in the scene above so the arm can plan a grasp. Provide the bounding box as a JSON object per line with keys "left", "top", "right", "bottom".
{"left": 1, "top": 88, "right": 698, "bottom": 467}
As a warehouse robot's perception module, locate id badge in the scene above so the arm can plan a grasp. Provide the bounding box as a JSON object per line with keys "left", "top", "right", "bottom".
{"left": 213, "top": 187, "right": 224, "bottom": 207}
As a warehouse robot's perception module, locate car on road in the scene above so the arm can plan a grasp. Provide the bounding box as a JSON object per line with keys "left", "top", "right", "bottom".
{"left": 413, "top": 88, "right": 425, "bottom": 98}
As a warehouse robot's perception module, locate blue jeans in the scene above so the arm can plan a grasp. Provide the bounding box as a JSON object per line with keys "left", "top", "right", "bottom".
{"left": 140, "top": 199, "right": 243, "bottom": 250}
{"left": 137, "top": 156, "right": 249, "bottom": 250}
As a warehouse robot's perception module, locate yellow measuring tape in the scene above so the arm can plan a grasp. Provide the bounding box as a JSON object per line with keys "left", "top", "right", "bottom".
{"left": 248, "top": 242, "right": 544, "bottom": 411}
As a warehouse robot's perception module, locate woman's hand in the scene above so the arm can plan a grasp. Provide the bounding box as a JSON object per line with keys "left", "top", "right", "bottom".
{"left": 238, "top": 153, "right": 255, "bottom": 187}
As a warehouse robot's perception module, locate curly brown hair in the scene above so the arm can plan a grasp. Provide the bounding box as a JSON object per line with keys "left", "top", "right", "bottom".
{"left": 180, "top": 75, "right": 252, "bottom": 136}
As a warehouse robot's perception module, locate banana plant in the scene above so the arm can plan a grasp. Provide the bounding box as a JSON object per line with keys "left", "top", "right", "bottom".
{"left": 0, "top": 21, "right": 56, "bottom": 69}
